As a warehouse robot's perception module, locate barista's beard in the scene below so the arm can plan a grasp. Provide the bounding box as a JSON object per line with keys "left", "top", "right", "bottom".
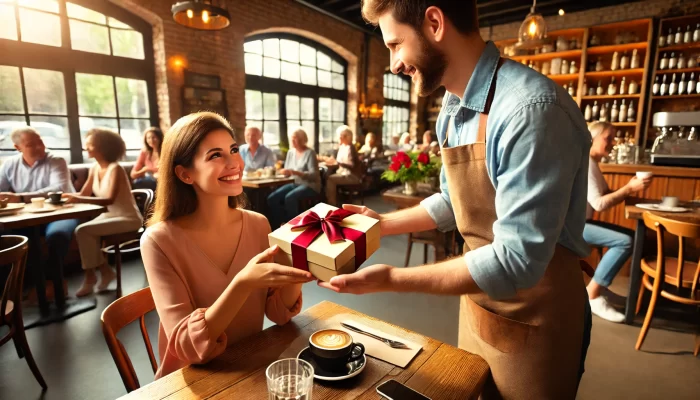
{"left": 413, "top": 33, "right": 448, "bottom": 97}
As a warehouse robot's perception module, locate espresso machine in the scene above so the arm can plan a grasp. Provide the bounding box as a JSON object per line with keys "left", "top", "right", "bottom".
{"left": 650, "top": 111, "right": 700, "bottom": 167}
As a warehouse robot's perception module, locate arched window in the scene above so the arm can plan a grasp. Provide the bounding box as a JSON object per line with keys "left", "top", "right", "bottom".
{"left": 0, "top": 0, "right": 157, "bottom": 163}
{"left": 382, "top": 72, "right": 410, "bottom": 146}
{"left": 244, "top": 33, "right": 347, "bottom": 156}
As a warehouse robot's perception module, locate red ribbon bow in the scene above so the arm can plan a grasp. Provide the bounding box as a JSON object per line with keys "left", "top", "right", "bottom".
{"left": 288, "top": 209, "right": 367, "bottom": 271}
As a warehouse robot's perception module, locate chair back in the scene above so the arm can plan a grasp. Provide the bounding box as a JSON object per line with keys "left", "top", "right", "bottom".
{"left": 132, "top": 189, "right": 154, "bottom": 224}
{"left": 101, "top": 287, "right": 157, "bottom": 392}
{"left": 0, "top": 236, "right": 28, "bottom": 328}
{"left": 642, "top": 212, "right": 700, "bottom": 292}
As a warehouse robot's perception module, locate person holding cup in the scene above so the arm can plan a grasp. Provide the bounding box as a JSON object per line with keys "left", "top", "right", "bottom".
{"left": 585, "top": 122, "right": 652, "bottom": 322}
{"left": 141, "top": 112, "right": 313, "bottom": 379}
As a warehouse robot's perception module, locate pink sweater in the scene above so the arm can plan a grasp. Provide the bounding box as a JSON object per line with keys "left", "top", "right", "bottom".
{"left": 141, "top": 210, "right": 302, "bottom": 379}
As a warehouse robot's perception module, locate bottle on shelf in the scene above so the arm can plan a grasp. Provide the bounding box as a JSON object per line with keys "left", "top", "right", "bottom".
{"left": 533, "top": 62, "right": 541, "bottom": 73}
{"left": 592, "top": 101, "right": 600, "bottom": 120}
{"left": 607, "top": 77, "right": 617, "bottom": 96}
{"left": 619, "top": 77, "right": 627, "bottom": 95}
{"left": 666, "top": 28, "right": 674, "bottom": 46}
{"left": 659, "top": 52, "right": 668, "bottom": 70}
{"left": 611, "top": 52, "right": 620, "bottom": 71}
{"left": 652, "top": 75, "right": 660, "bottom": 95}
{"left": 694, "top": 23, "right": 700, "bottom": 42}
{"left": 678, "top": 53, "right": 686, "bottom": 69}
{"left": 619, "top": 99, "right": 628, "bottom": 123}
{"left": 584, "top": 103, "right": 592, "bottom": 122}
{"left": 611, "top": 100, "right": 619, "bottom": 122}
{"left": 684, "top": 25, "right": 692, "bottom": 44}
{"left": 630, "top": 49, "right": 640, "bottom": 69}
{"left": 658, "top": 32, "right": 666, "bottom": 47}
{"left": 569, "top": 60, "right": 578, "bottom": 74}
{"left": 542, "top": 61, "right": 550, "bottom": 75}
{"left": 620, "top": 51, "right": 629, "bottom": 70}
{"left": 696, "top": 74, "right": 700, "bottom": 94}
{"left": 669, "top": 52, "right": 677, "bottom": 70}
{"left": 596, "top": 80, "right": 604, "bottom": 95}
{"left": 675, "top": 27, "right": 683, "bottom": 44}
{"left": 582, "top": 79, "right": 588, "bottom": 96}
{"left": 600, "top": 102, "right": 609, "bottom": 122}
{"left": 679, "top": 72, "right": 687, "bottom": 95}
{"left": 589, "top": 34, "right": 600, "bottom": 47}
{"left": 627, "top": 100, "right": 636, "bottom": 122}
{"left": 689, "top": 56, "right": 697, "bottom": 68}
{"left": 669, "top": 73, "right": 678, "bottom": 96}
{"left": 551, "top": 58, "right": 562, "bottom": 76}
{"left": 689, "top": 73, "right": 697, "bottom": 95}
{"left": 567, "top": 81, "right": 576, "bottom": 97}
{"left": 629, "top": 79, "right": 639, "bottom": 95}
{"left": 595, "top": 58, "right": 603, "bottom": 72}
{"left": 561, "top": 59, "right": 569, "bottom": 75}
{"left": 660, "top": 74, "right": 668, "bottom": 96}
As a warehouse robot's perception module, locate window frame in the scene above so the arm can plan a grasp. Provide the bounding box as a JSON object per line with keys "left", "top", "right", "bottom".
{"left": 382, "top": 71, "right": 411, "bottom": 145}
{"left": 0, "top": 0, "right": 157, "bottom": 163}
{"left": 244, "top": 32, "right": 348, "bottom": 155}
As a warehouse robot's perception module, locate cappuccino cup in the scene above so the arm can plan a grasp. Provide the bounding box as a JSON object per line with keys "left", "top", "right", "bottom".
{"left": 662, "top": 196, "right": 680, "bottom": 208}
{"left": 48, "top": 191, "right": 63, "bottom": 204}
{"left": 308, "top": 329, "right": 364, "bottom": 372}
{"left": 30, "top": 197, "right": 45, "bottom": 209}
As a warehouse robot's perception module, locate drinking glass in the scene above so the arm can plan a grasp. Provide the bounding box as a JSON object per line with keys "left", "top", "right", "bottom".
{"left": 266, "top": 358, "right": 314, "bottom": 400}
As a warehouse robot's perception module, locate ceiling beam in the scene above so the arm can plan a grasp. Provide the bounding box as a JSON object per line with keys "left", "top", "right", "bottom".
{"left": 339, "top": 3, "right": 361, "bottom": 13}
{"left": 479, "top": 0, "right": 568, "bottom": 20}
{"left": 321, "top": 0, "right": 348, "bottom": 6}
{"left": 293, "top": 0, "right": 380, "bottom": 37}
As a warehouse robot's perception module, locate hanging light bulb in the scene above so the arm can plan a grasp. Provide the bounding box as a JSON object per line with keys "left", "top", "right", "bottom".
{"left": 201, "top": 9, "right": 210, "bottom": 23}
{"left": 186, "top": 9, "right": 193, "bottom": 18}
{"left": 515, "top": 0, "right": 548, "bottom": 49}
{"left": 172, "top": 1, "right": 230, "bottom": 30}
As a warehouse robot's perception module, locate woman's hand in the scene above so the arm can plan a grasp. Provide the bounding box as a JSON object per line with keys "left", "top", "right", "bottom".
{"left": 626, "top": 176, "right": 651, "bottom": 194}
{"left": 63, "top": 193, "right": 79, "bottom": 204}
{"left": 237, "top": 245, "right": 314, "bottom": 289}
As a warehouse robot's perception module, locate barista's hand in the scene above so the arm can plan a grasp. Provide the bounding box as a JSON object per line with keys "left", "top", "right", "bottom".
{"left": 317, "top": 264, "right": 395, "bottom": 294}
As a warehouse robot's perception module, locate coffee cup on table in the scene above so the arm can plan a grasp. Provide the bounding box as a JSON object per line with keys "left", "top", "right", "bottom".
{"left": 0, "top": 198, "right": 8, "bottom": 209}
{"left": 308, "top": 329, "right": 365, "bottom": 372}
{"left": 31, "top": 197, "right": 45, "bottom": 209}
{"left": 48, "top": 191, "right": 63, "bottom": 204}
{"left": 662, "top": 196, "right": 680, "bottom": 208}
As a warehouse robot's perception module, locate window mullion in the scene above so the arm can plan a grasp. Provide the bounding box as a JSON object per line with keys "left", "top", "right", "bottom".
{"left": 59, "top": 0, "right": 70, "bottom": 49}
{"left": 18, "top": 67, "right": 30, "bottom": 125}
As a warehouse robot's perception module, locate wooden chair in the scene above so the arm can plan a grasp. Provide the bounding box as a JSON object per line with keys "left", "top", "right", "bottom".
{"left": 0, "top": 235, "right": 47, "bottom": 390}
{"left": 101, "top": 189, "right": 154, "bottom": 299}
{"left": 101, "top": 286, "right": 157, "bottom": 393}
{"left": 404, "top": 230, "right": 456, "bottom": 267}
{"left": 635, "top": 212, "right": 700, "bottom": 356}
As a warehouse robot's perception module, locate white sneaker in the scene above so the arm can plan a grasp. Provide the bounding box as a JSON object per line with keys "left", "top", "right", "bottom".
{"left": 589, "top": 296, "right": 625, "bottom": 323}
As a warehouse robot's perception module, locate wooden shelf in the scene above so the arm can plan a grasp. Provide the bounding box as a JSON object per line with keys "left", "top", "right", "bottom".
{"left": 585, "top": 68, "right": 645, "bottom": 78}
{"left": 587, "top": 42, "right": 648, "bottom": 55}
{"left": 581, "top": 94, "right": 641, "bottom": 100}
{"left": 654, "top": 66, "right": 700, "bottom": 75}
{"left": 546, "top": 73, "right": 580, "bottom": 81}
{"left": 511, "top": 49, "right": 582, "bottom": 62}
{"left": 652, "top": 93, "right": 700, "bottom": 100}
{"left": 657, "top": 42, "right": 700, "bottom": 52}
{"left": 611, "top": 122, "right": 638, "bottom": 127}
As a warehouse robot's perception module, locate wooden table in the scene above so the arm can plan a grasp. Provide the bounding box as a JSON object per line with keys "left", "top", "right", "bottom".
{"left": 622, "top": 198, "right": 700, "bottom": 324}
{"left": 121, "top": 301, "right": 489, "bottom": 400}
{"left": 241, "top": 176, "right": 294, "bottom": 189}
{"left": 0, "top": 203, "right": 105, "bottom": 327}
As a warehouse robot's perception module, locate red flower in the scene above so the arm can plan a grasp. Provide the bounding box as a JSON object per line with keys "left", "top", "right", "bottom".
{"left": 389, "top": 160, "right": 401, "bottom": 172}
{"left": 395, "top": 151, "right": 410, "bottom": 164}
{"left": 402, "top": 158, "right": 412, "bottom": 168}
{"left": 417, "top": 152, "right": 429, "bottom": 164}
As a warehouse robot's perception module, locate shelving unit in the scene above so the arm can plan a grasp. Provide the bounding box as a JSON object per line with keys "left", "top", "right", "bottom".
{"left": 643, "top": 13, "right": 700, "bottom": 147}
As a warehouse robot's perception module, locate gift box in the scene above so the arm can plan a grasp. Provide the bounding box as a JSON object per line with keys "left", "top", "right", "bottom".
{"left": 268, "top": 203, "right": 380, "bottom": 281}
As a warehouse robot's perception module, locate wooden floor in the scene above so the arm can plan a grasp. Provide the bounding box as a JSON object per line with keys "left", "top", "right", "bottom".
{"left": 1, "top": 196, "right": 699, "bottom": 400}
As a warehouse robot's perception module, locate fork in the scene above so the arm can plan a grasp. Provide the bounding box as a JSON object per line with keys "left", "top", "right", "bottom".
{"left": 341, "top": 323, "right": 410, "bottom": 349}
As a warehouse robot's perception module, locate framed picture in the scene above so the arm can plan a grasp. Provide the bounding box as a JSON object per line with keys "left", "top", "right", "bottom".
{"left": 182, "top": 87, "right": 228, "bottom": 119}
{"left": 184, "top": 70, "right": 221, "bottom": 89}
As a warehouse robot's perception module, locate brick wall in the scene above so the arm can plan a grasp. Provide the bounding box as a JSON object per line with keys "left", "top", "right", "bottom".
{"left": 110, "top": 0, "right": 390, "bottom": 143}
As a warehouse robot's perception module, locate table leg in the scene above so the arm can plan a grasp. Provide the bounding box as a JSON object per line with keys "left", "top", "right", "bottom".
{"left": 28, "top": 226, "right": 49, "bottom": 313}
{"left": 624, "top": 219, "right": 646, "bottom": 325}
{"left": 50, "top": 245, "right": 66, "bottom": 308}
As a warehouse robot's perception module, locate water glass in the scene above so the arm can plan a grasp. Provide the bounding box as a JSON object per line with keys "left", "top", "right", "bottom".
{"left": 266, "top": 358, "right": 314, "bottom": 400}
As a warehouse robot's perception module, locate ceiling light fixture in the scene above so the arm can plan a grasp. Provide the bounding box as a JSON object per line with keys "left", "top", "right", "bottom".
{"left": 558, "top": 9, "right": 565, "bottom": 16}
{"left": 172, "top": 1, "right": 230, "bottom": 31}
{"left": 515, "top": 0, "right": 548, "bottom": 49}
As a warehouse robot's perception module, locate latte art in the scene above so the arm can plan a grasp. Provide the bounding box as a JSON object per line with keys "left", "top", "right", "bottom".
{"left": 311, "top": 329, "right": 352, "bottom": 349}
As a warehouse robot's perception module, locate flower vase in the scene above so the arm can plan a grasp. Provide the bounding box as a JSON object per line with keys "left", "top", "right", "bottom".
{"left": 404, "top": 181, "right": 418, "bottom": 196}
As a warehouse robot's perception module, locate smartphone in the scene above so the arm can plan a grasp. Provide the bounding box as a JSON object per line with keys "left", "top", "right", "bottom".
{"left": 376, "top": 379, "right": 431, "bottom": 400}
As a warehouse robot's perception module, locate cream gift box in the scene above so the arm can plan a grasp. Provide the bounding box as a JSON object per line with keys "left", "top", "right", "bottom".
{"left": 268, "top": 203, "right": 380, "bottom": 281}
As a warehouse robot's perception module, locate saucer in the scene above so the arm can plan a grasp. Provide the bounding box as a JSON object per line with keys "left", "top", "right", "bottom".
{"left": 47, "top": 199, "right": 68, "bottom": 206}
{"left": 297, "top": 347, "right": 366, "bottom": 381}
{"left": 635, "top": 203, "right": 688, "bottom": 213}
{"left": 25, "top": 206, "right": 55, "bottom": 213}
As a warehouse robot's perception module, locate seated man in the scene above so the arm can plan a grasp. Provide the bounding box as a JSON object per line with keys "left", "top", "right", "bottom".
{"left": 0, "top": 127, "right": 79, "bottom": 303}
{"left": 239, "top": 126, "right": 276, "bottom": 172}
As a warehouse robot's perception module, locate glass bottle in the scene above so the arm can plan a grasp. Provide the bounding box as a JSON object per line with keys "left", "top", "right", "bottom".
{"left": 542, "top": 61, "right": 550, "bottom": 75}
{"left": 600, "top": 102, "right": 609, "bottom": 122}
{"left": 675, "top": 27, "right": 682, "bottom": 44}
{"left": 595, "top": 58, "right": 603, "bottom": 72}
{"left": 569, "top": 60, "right": 578, "bottom": 74}
{"left": 684, "top": 25, "right": 692, "bottom": 43}
{"left": 696, "top": 74, "right": 700, "bottom": 94}
{"left": 689, "top": 73, "right": 697, "bottom": 95}
{"left": 619, "top": 99, "right": 628, "bottom": 123}
{"left": 611, "top": 100, "right": 619, "bottom": 122}
{"left": 694, "top": 23, "right": 700, "bottom": 42}
{"left": 679, "top": 72, "right": 687, "bottom": 95}
{"left": 620, "top": 51, "right": 629, "bottom": 70}
{"left": 678, "top": 53, "right": 686, "bottom": 69}
{"left": 666, "top": 28, "right": 674, "bottom": 46}
{"left": 596, "top": 80, "right": 604, "bottom": 95}
{"left": 582, "top": 79, "right": 588, "bottom": 96}
{"left": 689, "top": 56, "right": 697, "bottom": 68}
{"left": 584, "top": 103, "right": 592, "bottom": 121}
{"left": 652, "top": 75, "right": 660, "bottom": 95}
{"left": 592, "top": 101, "right": 600, "bottom": 120}
{"left": 627, "top": 100, "right": 636, "bottom": 122}
{"left": 629, "top": 79, "right": 639, "bottom": 95}
{"left": 568, "top": 82, "right": 576, "bottom": 97}
{"left": 659, "top": 52, "right": 668, "bottom": 70}
{"left": 589, "top": 34, "right": 600, "bottom": 47}
{"left": 669, "top": 52, "right": 677, "bottom": 70}
{"left": 669, "top": 73, "right": 678, "bottom": 96}
{"left": 660, "top": 74, "right": 668, "bottom": 96}
{"left": 611, "top": 51, "right": 620, "bottom": 71}
{"left": 619, "top": 76, "right": 627, "bottom": 95}
{"left": 658, "top": 32, "right": 666, "bottom": 47}
{"left": 608, "top": 77, "right": 617, "bottom": 95}
{"left": 561, "top": 59, "right": 569, "bottom": 75}
{"left": 631, "top": 49, "right": 640, "bottom": 69}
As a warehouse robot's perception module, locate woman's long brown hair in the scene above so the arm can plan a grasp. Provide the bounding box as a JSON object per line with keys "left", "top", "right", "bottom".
{"left": 148, "top": 112, "right": 247, "bottom": 227}
{"left": 143, "top": 127, "right": 164, "bottom": 156}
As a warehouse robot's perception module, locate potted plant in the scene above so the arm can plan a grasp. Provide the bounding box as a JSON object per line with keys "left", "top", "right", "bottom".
{"left": 381, "top": 151, "right": 439, "bottom": 195}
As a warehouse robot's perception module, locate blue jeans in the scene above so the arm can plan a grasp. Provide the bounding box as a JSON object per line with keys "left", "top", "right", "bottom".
{"left": 132, "top": 176, "right": 157, "bottom": 191}
{"left": 583, "top": 221, "right": 634, "bottom": 287}
{"left": 267, "top": 183, "right": 318, "bottom": 229}
{"left": 12, "top": 219, "right": 80, "bottom": 278}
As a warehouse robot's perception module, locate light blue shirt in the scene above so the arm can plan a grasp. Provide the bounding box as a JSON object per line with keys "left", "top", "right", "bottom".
{"left": 0, "top": 152, "right": 75, "bottom": 197}
{"left": 240, "top": 144, "right": 276, "bottom": 171}
{"left": 421, "top": 42, "right": 591, "bottom": 300}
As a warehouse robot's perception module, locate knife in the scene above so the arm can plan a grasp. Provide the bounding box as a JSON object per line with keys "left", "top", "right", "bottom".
{"left": 341, "top": 322, "right": 410, "bottom": 349}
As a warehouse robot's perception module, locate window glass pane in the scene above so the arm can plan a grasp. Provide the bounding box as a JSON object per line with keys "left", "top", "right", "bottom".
{"left": 111, "top": 29, "right": 145, "bottom": 59}
{"left": 70, "top": 20, "right": 110, "bottom": 54}
{"left": 245, "top": 90, "right": 262, "bottom": 120}
{"left": 263, "top": 57, "right": 280, "bottom": 79}
{"left": 331, "top": 60, "right": 344, "bottom": 73}
{"left": 301, "top": 120, "right": 314, "bottom": 147}
{"left": 331, "top": 73, "right": 344, "bottom": 90}
{"left": 79, "top": 116, "right": 118, "bottom": 142}
{"left": 286, "top": 96, "right": 300, "bottom": 120}
{"left": 281, "top": 62, "right": 300, "bottom": 83}
{"left": 0, "top": 66, "right": 25, "bottom": 114}
{"left": 0, "top": 5, "right": 18, "bottom": 41}
{"left": 263, "top": 121, "right": 279, "bottom": 144}
{"left": 319, "top": 122, "right": 332, "bottom": 142}
{"left": 244, "top": 40, "right": 263, "bottom": 55}
{"left": 116, "top": 78, "right": 149, "bottom": 118}
{"left": 20, "top": 8, "right": 61, "bottom": 47}
{"left": 0, "top": 117, "right": 28, "bottom": 149}
{"left": 246, "top": 120, "right": 262, "bottom": 130}
{"left": 402, "top": 107, "right": 409, "bottom": 120}
{"left": 120, "top": 119, "right": 150, "bottom": 149}
{"left": 318, "top": 98, "right": 331, "bottom": 121}
{"left": 29, "top": 116, "right": 69, "bottom": 148}
{"left": 108, "top": 17, "right": 131, "bottom": 29}
{"left": 280, "top": 39, "right": 299, "bottom": 63}
{"left": 244, "top": 53, "right": 262, "bottom": 76}
{"left": 300, "top": 66, "right": 316, "bottom": 86}
{"left": 331, "top": 100, "right": 344, "bottom": 122}
{"left": 19, "top": 0, "right": 58, "bottom": 13}
{"left": 76, "top": 73, "right": 116, "bottom": 117}
{"left": 263, "top": 39, "right": 280, "bottom": 58}
{"left": 262, "top": 93, "right": 279, "bottom": 120}
{"left": 318, "top": 70, "right": 331, "bottom": 88}
{"left": 317, "top": 52, "right": 331, "bottom": 70}
{"left": 301, "top": 98, "right": 314, "bottom": 120}
{"left": 300, "top": 44, "right": 316, "bottom": 67}
{"left": 287, "top": 120, "right": 301, "bottom": 136}
{"left": 67, "top": 2, "right": 106, "bottom": 24}
{"left": 24, "top": 68, "right": 66, "bottom": 115}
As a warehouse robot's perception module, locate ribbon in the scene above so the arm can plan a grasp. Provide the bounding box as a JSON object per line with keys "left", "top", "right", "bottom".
{"left": 288, "top": 209, "right": 367, "bottom": 271}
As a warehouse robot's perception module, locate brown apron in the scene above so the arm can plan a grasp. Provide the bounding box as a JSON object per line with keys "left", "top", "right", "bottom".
{"left": 441, "top": 63, "right": 586, "bottom": 399}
